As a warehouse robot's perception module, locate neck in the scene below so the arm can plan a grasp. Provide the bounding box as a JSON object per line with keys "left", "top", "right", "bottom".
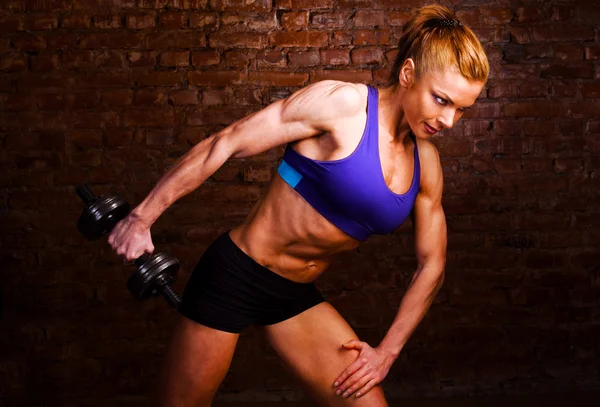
{"left": 377, "top": 83, "right": 412, "bottom": 143}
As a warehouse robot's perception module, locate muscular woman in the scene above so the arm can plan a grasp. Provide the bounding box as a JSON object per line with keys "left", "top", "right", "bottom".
{"left": 108, "top": 5, "right": 489, "bottom": 407}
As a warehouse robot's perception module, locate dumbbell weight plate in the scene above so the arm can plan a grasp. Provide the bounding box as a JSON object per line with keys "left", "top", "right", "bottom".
{"left": 126, "top": 252, "right": 179, "bottom": 301}
{"left": 77, "top": 194, "right": 130, "bottom": 240}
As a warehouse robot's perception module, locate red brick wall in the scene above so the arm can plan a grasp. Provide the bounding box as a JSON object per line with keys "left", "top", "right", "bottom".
{"left": 1, "top": 0, "right": 599, "bottom": 405}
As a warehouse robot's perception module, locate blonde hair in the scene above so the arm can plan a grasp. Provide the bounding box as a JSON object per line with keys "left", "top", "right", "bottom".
{"left": 389, "top": 5, "right": 489, "bottom": 84}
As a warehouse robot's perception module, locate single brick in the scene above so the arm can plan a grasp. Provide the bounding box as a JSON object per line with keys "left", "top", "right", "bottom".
{"left": 27, "top": 14, "right": 59, "bottom": 30}
{"left": 321, "top": 49, "right": 350, "bottom": 66}
{"left": 93, "top": 15, "right": 122, "bottom": 29}
{"left": 249, "top": 71, "right": 309, "bottom": 87}
{"left": 192, "top": 50, "right": 220, "bottom": 67}
{"left": 289, "top": 50, "right": 319, "bottom": 67}
{"left": 269, "top": 31, "right": 328, "bottom": 47}
{"left": 126, "top": 12, "right": 157, "bottom": 30}
{"left": 354, "top": 11, "right": 385, "bottom": 28}
{"left": 159, "top": 11, "right": 187, "bottom": 29}
{"left": 160, "top": 51, "right": 190, "bottom": 67}
{"left": 169, "top": 90, "right": 200, "bottom": 105}
{"left": 281, "top": 11, "right": 309, "bottom": 30}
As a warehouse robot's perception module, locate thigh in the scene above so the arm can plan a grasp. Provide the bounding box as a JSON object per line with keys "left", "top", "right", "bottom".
{"left": 261, "top": 302, "right": 388, "bottom": 407}
{"left": 156, "top": 315, "right": 239, "bottom": 407}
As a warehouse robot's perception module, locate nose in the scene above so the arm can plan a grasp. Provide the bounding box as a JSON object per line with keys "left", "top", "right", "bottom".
{"left": 437, "top": 108, "right": 455, "bottom": 130}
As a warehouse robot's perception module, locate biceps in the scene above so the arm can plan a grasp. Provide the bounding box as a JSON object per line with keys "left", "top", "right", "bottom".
{"left": 413, "top": 199, "right": 447, "bottom": 266}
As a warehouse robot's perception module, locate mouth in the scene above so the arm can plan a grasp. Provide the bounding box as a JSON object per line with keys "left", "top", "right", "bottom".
{"left": 424, "top": 123, "right": 440, "bottom": 135}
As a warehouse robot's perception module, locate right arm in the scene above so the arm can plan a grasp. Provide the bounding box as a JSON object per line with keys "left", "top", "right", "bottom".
{"left": 108, "top": 81, "right": 363, "bottom": 260}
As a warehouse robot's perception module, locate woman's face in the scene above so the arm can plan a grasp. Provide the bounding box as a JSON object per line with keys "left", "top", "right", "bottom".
{"left": 402, "top": 67, "right": 484, "bottom": 139}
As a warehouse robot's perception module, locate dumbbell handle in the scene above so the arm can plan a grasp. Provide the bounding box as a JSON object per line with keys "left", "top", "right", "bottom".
{"left": 155, "top": 274, "right": 182, "bottom": 308}
{"left": 76, "top": 184, "right": 98, "bottom": 205}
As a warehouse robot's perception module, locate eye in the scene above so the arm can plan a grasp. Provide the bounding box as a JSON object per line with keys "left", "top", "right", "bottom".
{"left": 433, "top": 94, "right": 447, "bottom": 105}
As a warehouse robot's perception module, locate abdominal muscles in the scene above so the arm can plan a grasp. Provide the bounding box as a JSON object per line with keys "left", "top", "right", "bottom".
{"left": 229, "top": 174, "right": 361, "bottom": 283}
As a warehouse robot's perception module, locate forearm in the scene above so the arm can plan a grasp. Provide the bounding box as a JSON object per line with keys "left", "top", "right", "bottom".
{"left": 132, "top": 133, "right": 231, "bottom": 226}
{"left": 378, "top": 263, "right": 445, "bottom": 357}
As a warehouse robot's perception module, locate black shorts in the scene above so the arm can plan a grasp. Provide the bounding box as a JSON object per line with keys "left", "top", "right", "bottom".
{"left": 179, "top": 232, "right": 325, "bottom": 333}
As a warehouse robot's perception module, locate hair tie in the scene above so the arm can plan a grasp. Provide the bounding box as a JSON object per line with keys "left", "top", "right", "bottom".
{"left": 438, "top": 19, "right": 462, "bottom": 27}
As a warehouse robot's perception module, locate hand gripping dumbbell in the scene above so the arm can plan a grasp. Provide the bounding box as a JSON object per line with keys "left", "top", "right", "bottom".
{"left": 75, "top": 184, "right": 181, "bottom": 308}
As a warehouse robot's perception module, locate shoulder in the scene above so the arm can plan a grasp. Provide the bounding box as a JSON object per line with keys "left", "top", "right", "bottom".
{"left": 415, "top": 137, "right": 441, "bottom": 165}
{"left": 414, "top": 137, "right": 443, "bottom": 195}
{"left": 322, "top": 80, "right": 366, "bottom": 113}
{"left": 281, "top": 80, "right": 366, "bottom": 122}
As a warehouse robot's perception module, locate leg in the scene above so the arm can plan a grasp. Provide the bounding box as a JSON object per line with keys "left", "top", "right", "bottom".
{"left": 156, "top": 315, "right": 239, "bottom": 407}
{"left": 261, "top": 303, "right": 388, "bottom": 407}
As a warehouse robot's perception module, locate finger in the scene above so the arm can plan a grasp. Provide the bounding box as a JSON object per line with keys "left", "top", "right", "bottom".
{"left": 140, "top": 242, "right": 155, "bottom": 257}
{"left": 341, "top": 373, "right": 373, "bottom": 398}
{"left": 127, "top": 246, "right": 142, "bottom": 261}
{"left": 116, "top": 245, "right": 126, "bottom": 257}
{"left": 342, "top": 340, "right": 364, "bottom": 350}
{"left": 127, "top": 246, "right": 147, "bottom": 262}
{"left": 333, "top": 360, "right": 364, "bottom": 387}
{"left": 108, "top": 229, "right": 119, "bottom": 248}
{"left": 335, "top": 363, "right": 369, "bottom": 392}
{"left": 110, "top": 231, "right": 123, "bottom": 251}
{"left": 118, "top": 241, "right": 135, "bottom": 261}
{"left": 122, "top": 247, "right": 135, "bottom": 263}
{"left": 336, "top": 366, "right": 370, "bottom": 396}
{"left": 355, "top": 379, "right": 379, "bottom": 398}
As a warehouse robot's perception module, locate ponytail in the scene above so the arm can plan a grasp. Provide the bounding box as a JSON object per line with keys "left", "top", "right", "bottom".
{"left": 389, "top": 5, "right": 489, "bottom": 84}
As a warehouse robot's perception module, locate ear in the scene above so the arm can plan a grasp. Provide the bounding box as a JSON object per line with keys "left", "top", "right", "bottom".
{"left": 399, "top": 58, "right": 416, "bottom": 88}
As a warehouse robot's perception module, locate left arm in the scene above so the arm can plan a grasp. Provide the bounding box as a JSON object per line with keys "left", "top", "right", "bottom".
{"left": 333, "top": 141, "right": 447, "bottom": 398}
{"left": 378, "top": 140, "right": 447, "bottom": 356}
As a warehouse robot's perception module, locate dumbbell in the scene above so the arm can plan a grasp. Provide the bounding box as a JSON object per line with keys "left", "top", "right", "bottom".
{"left": 75, "top": 184, "right": 181, "bottom": 308}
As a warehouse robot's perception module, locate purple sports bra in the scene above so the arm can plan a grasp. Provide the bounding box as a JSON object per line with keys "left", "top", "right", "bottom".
{"left": 277, "top": 85, "right": 421, "bottom": 241}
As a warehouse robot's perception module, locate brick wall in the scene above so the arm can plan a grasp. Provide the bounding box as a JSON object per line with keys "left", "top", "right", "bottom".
{"left": 1, "top": 0, "right": 599, "bottom": 405}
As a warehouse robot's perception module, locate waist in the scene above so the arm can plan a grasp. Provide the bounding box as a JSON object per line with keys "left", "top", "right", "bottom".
{"left": 230, "top": 181, "right": 361, "bottom": 283}
{"left": 228, "top": 227, "right": 331, "bottom": 284}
